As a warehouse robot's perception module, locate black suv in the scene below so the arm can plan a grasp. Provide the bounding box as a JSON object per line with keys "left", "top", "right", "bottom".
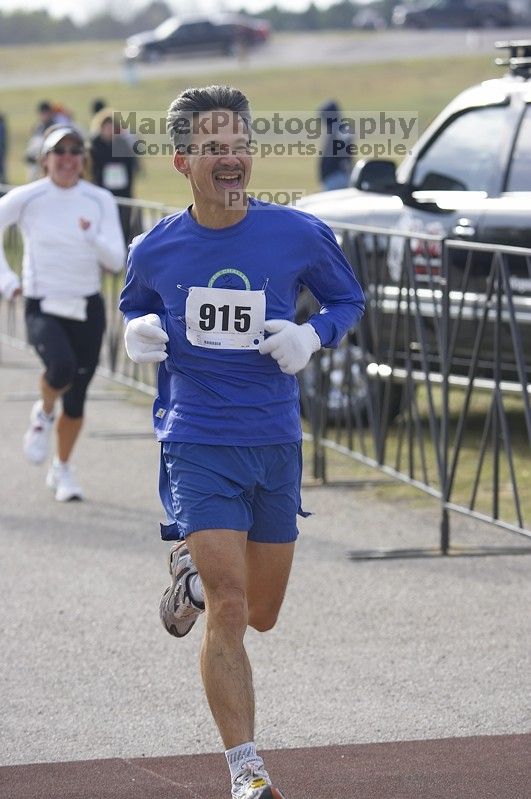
{"left": 297, "top": 42, "right": 531, "bottom": 420}
{"left": 124, "top": 14, "right": 270, "bottom": 62}
{"left": 392, "top": 0, "right": 513, "bottom": 29}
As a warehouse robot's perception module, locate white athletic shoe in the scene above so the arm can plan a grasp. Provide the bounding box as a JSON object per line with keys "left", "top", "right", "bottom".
{"left": 231, "top": 762, "right": 286, "bottom": 799}
{"left": 46, "top": 459, "right": 84, "bottom": 502}
{"left": 159, "top": 541, "right": 205, "bottom": 637}
{"left": 23, "top": 400, "right": 54, "bottom": 465}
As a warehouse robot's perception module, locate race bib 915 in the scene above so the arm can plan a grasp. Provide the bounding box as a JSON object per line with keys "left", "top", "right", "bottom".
{"left": 185, "top": 286, "right": 265, "bottom": 350}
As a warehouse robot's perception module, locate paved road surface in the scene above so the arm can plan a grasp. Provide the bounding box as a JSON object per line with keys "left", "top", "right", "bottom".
{"left": 3, "top": 28, "right": 531, "bottom": 89}
{"left": 0, "top": 338, "right": 529, "bottom": 796}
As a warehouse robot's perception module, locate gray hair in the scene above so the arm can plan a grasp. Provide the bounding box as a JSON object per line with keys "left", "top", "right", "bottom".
{"left": 167, "top": 85, "right": 252, "bottom": 151}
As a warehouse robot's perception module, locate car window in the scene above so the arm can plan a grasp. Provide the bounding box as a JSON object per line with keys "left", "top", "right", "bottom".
{"left": 155, "top": 17, "right": 179, "bottom": 38}
{"left": 506, "top": 107, "right": 531, "bottom": 192}
{"left": 184, "top": 22, "right": 215, "bottom": 41}
{"left": 411, "top": 106, "right": 507, "bottom": 193}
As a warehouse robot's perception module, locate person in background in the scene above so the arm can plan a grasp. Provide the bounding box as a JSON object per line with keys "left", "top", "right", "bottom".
{"left": 25, "top": 101, "right": 76, "bottom": 181}
{"left": 25, "top": 101, "right": 57, "bottom": 180}
{"left": 90, "top": 98, "right": 107, "bottom": 117}
{"left": 0, "top": 125, "right": 126, "bottom": 501}
{"left": 89, "top": 107, "right": 139, "bottom": 243}
{"left": 119, "top": 84, "right": 364, "bottom": 799}
{"left": 317, "top": 99, "right": 354, "bottom": 191}
{"left": 51, "top": 103, "right": 74, "bottom": 126}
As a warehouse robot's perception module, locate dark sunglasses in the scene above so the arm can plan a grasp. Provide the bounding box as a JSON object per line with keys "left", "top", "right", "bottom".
{"left": 50, "top": 146, "right": 84, "bottom": 156}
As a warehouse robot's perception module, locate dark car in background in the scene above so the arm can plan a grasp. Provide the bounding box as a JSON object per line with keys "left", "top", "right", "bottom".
{"left": 297, "top": 41, "right": 531, "bottom": 420}
{"left": 392, "top": 0, "right": 514, "bottom": 28}
{"left": 124, "top": 14, "right": 271, "bottom": 61}
{"left": 215, "top": 13, "right": 271, "bottom": 45}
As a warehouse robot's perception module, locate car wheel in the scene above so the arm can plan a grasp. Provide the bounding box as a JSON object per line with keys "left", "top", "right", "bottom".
{"left": 299, "top": 343, "right": 403, "bottom": 429}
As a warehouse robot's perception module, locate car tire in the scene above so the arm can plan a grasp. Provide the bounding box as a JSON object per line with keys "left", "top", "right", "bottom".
{"left": 299, "top": 344, "right": 403, "bottom": 430}
{"left": 145, "top": 49, "right": 161, "bottom": 63}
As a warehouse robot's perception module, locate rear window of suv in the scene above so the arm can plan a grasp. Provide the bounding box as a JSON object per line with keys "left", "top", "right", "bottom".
{"left": 411, "top": 106, "right": 507, "bottom": 193}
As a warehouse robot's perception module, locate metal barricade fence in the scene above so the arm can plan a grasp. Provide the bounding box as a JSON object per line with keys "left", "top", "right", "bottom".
{"left": 299, "top": 221, "right": 531, "bottom": 557}
{"left": 1, "top": 189, "right": 530, "bottom": 556}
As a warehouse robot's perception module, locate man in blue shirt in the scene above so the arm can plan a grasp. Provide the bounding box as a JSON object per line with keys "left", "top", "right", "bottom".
{"left": 120, "top": 85, "right": 364, "bottom": 799}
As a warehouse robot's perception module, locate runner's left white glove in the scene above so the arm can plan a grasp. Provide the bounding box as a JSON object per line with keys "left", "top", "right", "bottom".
{"left": 259, "top": 319, "right": 321, "bottom": 375}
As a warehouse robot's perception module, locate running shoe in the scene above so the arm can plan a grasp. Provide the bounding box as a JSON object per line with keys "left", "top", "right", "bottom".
{"left": 159, "top": 541, "right": 205, "bottom": 637}
{"left": 23, "top": 400, "right": 54, "bottom": 465}
{"left": 231, "top": 762, "right": 286, "bottom": 799}
{"left": 46, "top": 458, "right": 83, "bottom": 502}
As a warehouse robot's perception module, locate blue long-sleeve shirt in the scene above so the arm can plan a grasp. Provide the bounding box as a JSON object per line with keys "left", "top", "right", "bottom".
{"left": 119, "top": 198, "right": 365, "bottom": 445}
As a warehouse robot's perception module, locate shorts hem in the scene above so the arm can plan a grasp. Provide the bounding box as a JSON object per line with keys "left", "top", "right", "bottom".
{"left": 248, "top": 529, "right": 299, "bottom": 544}
{"left": 160, "top": 521, "right": 299, "bottom": 544}
{"left": 160, "top": 520, "right": 249, "bottom": 541}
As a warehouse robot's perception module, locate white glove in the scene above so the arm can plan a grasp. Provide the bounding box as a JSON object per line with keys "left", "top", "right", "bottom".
{"left": 124, "top": 313, "right": 169, "bottom": 364}
{"left": 259, "top": 319, "right": 321, "bottom": 375}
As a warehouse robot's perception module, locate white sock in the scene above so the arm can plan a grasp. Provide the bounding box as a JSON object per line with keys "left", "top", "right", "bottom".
{"left": 225, "top": 741, "right": 264, "bottom": 781}
{"left": 188, "top": 573, "right": 204, "bottom": 605}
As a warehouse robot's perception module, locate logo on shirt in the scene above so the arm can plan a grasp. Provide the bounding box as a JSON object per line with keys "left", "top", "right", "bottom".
{"left": 208, "top": 268, "right": 251, "bottom": 291}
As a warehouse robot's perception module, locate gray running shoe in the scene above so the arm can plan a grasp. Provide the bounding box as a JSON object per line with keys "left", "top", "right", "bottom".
{"left": 231, "top": 762, "right": 286, "bottom": 799}
{"left": 159, "top": 541, "right": 205, "bottom": 637}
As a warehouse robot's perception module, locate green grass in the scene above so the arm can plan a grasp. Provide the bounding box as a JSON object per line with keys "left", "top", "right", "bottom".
{"left": 308, "top": 386, "right": 531, "bottom": 528}
{"left": 0, "top": 40, "right": 121, "bottom": 76}
{"left": 0, "top": 40, "right": 496, "bottom": 205}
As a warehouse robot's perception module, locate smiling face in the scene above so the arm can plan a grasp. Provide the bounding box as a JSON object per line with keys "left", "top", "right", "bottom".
{"left": 43, "top": 135, "right": 85, "bottom": 189}
{"left": 173, "top": 109, "right": 252, "bottom": 227}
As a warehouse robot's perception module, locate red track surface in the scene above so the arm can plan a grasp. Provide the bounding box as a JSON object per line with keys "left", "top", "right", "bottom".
{"left": 1, "top": 734, "right": 529, "bottom": 799}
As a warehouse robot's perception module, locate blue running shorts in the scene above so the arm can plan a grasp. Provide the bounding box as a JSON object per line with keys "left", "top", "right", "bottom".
{"left": 159, "top": 441, "right": 309, "bottom": 543}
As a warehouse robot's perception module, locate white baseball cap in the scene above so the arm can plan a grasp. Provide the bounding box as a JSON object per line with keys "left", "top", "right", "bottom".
{"left": 41, "top": 126, "right": 85, "bottom": 155}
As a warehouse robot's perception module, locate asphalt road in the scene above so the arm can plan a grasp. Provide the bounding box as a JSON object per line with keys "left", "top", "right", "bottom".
{"left": 1, "top": 338, "right": 530, "bottom": 768}
{"left": 4, "top": 27, "right": 531, "bottom": 90}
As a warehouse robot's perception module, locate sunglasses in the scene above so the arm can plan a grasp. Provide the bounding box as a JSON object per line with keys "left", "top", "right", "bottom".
{"left": 50, "top": 146, "right": 84, "bottom": 156}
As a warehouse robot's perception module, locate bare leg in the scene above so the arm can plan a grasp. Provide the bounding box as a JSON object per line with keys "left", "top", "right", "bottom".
{"left": 38, "top": 374, "right": 83, "bottom": 463}
{"left": 246, "top": 540, "right": 295, "bottom": 632}
{"left": 40, "top": 373, "right": 65, "bottom": 416}
{"left": 186, "top": 529, "right": 254, "bottom": 748}
{"left": 56, "top": 413, "right": 83, "bottom": 462}
{"left": 185, "top": 531, "right": 296, "bottom": 749}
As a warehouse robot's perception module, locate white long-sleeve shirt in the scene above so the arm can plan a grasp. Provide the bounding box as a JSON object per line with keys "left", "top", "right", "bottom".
{"left": 0, "top": 177, "right": 126, "bottom": 299}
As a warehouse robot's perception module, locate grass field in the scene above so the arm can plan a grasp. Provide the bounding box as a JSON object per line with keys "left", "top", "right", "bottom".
{"left": 0, "top": 40, "right": 496, "bottom": 206}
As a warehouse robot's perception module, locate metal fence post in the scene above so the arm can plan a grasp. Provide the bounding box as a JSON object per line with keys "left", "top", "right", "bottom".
{"left": 439, "top": 239, "right": 450, "bottom": 555}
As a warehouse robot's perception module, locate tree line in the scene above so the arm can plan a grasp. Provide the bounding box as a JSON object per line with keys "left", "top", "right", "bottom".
{"left": 0, "top": 1, "right": 400, "bottom": 45}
